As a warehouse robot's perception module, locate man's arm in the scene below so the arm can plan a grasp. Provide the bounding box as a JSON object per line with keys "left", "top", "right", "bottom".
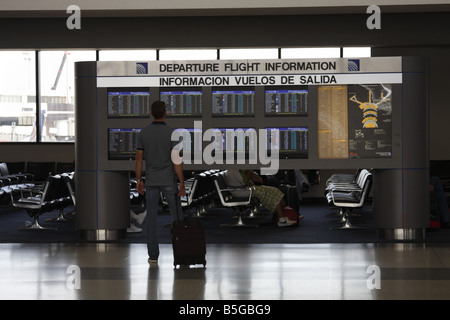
{"left": 172, "top": 149, "right": 186, "bottom": 196}
{"left": 135, "top": 150, "right": 145, "bottom": 195}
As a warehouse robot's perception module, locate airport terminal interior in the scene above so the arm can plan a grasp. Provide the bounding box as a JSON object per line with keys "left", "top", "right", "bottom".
{"left": 1, "top": 1, "right": 450, "bottom": 301}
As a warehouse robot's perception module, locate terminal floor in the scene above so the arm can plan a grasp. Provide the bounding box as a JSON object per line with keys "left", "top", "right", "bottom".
{"left": 1, "top": 242, "right": 450, "bottom": 300}
{"left": 2, "top": 201, "right": 450, "bottom": 244}
{"left": 2, "top": 201, "right": 450, "bottom": 301}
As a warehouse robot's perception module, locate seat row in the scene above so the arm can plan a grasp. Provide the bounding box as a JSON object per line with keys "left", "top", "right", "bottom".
{"left": 211, "top": 170, "right": 257, "bottom": 227}
{"left": 0, "top": 162, "right": 35, "bottom": 205}
{"left": 176, "top": 169, "right": 261, "bottom": 227}
{"left": 10, "top": 172, "right": 75, "bottom": 230}
{"left": 324, "top": 169, "right": 373, "bottom": 230}
{"left": 0, "top": 161, "right": 77, "bottom": 205}
{"left": 2, "top": 161, "right": 75, "bottom": 181}
{"left": 160, "top": 169, "right": 220, "bottom": 217}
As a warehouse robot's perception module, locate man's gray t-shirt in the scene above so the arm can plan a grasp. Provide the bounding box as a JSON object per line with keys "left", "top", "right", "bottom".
{"left": 137, "top": 121, "right": 177, "bottom": 187}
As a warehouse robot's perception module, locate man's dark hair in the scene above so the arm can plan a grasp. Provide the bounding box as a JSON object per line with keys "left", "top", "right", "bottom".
{"left": 151, "top": 100, "right": 167, "bottom": 119}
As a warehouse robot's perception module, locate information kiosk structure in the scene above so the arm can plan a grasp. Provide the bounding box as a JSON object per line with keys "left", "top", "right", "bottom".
{"left": 75, "top": 57, "right": 428, "bottom": 241}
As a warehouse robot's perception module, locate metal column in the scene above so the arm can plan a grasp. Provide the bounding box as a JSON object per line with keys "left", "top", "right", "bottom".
{"left": 75, "top": 62, "right": 130, "bottom": 240}
{"left": 373, "top": 58, "right": 429, "bottom": 240}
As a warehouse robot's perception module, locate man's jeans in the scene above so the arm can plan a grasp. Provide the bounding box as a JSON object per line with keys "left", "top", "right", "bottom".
{"left": 145, "top": 185, "right": 183, "bottom": 260}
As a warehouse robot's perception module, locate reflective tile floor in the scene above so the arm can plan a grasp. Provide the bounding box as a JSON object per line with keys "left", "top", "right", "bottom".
{"left": 1, "top": 242, "right": 450, "bottom": 300}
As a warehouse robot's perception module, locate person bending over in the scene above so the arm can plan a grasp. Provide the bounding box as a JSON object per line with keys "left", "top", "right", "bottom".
{"left": 224, "top": 169, "right": 302, "bottom": 227}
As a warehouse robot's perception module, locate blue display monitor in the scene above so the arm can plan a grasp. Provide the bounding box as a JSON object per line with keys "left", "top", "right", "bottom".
{"left": 266, "top": 127, "right": 308, "bottom": 159}
{"left": 160, "top": 89, "right": 203, "bottom": 117}
{"left": 209, "top": 128, "right": 257, "bottom": 159}
{"left": 212, "top": 88, "right": 255, "bottom": 117}
{"left": 265, "top": 86, "right": 308, "bottom": 116}
{"left": 108, "top": 128, "right": 141, "bottom": 160}
{"left": 107, "top": 88, "right": 151, "bottom": 118}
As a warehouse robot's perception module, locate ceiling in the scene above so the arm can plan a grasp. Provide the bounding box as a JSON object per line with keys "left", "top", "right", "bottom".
{"left": 0, "top": 0, "right": 449, "bottom": 18}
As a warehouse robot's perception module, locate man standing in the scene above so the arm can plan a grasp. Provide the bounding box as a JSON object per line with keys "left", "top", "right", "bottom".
{"left": 135, "top": 100, "right": 186, "bottom": 265}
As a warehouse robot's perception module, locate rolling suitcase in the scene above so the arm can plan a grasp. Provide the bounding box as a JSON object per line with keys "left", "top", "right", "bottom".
{"left": 171, "top": 195, "right": 206, "bottom": 267}
{"left": 171, "top": 220, "right": 206, "bottom": 267}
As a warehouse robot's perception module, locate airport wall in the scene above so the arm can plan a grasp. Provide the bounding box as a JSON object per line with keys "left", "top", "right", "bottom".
{"left": 0, "top": 12, "right": 448, "bottom": 163}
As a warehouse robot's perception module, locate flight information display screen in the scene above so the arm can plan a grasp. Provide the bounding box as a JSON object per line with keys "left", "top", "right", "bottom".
{"left": 160, "top": 89, "right": 203, "bottom": 117}
{"left": 265, "top": 87, "right": 308, "bottom": 116}
{"left": 108, "top": 128, "right": 141, "bottom": 160}
{"left": 212, "top": 89, "right": 255, "bottom": 117}
{"left": 266, "top": 127, "right": 308, "bottom": 159}
{"left": 173, "top": 128, "right": 203, "bottom": 161}
{"left": 107, "top": 88, "right": 151, "bottom": 118}
{"left": 206, "top": 128, "right": 257, "bottom": 160}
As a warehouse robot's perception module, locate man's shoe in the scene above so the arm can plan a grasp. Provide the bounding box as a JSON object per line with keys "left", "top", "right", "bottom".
{"left": 127, "top": 223, "right": 142, "bottom": 233}
{"left": 135, "top": 210, "right": 147, "bottom": 225}
{"left": 148, "top": 258, "right": 158, "bottom": 265}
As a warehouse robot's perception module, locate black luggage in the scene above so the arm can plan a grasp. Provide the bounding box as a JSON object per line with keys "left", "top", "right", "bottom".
{"left": 171, "top": 220, "right": 206, "bottom": 267}
{"left": 279, "top": 184, "right": 300, "bottom": 212}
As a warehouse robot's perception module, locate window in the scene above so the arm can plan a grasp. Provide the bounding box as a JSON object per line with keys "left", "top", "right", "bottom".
{"left": 159, "top": 49, "right": 217, "bottom": 61}
{"left": 281, "top": 47, "right": 341, "bottom": 59}
{"left": 220, "top": 48, "right": 278, "bottom": 60}
{"left": 0, "top": 47, "right": 373, "bottom": 145}
{"left": 99, "top": 50, "right": 157, "bottom": 61}
{"left": 343, "top": 47, "right": 371, "bottom": 58}
{"left": 0, "top": 51, "right": 36, "bottom": 142}
{"left": 39, "top": 50, "right": 96, "bottom": 142}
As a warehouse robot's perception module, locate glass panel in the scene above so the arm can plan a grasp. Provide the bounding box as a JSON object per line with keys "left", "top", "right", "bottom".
{"left": 159, "top": 49, "right": 217, "bottom": 61}
{"left": 281, "top": 47, "right": 341, "bottom": 59}
{"left": 0, "top": 51, "right": 36, "bottom": 142}
{"left": 343, "top": 47, "right": 371, "bottom": 58}
{"left": 220, "top": 48, "right": 278, "bottom": 60}
{"left": 39, "top": 50, "right": 96, "bottom": 142}
{"left": 99, "top": 49, "right": 157, "bottom": 61}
